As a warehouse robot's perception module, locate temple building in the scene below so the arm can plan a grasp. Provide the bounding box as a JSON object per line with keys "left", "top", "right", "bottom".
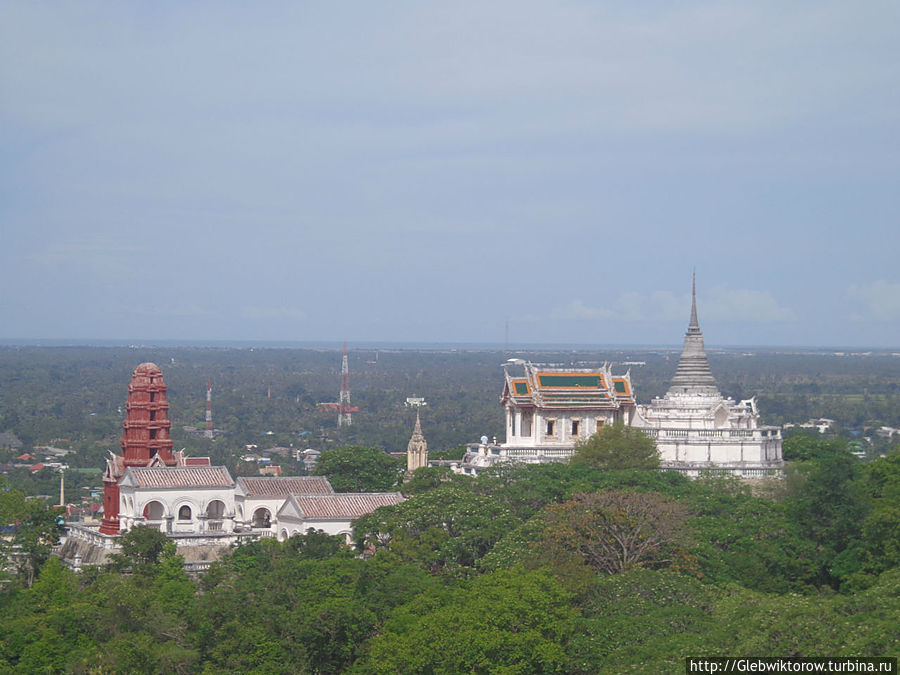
{"left": 632, "top": 275, "right": 784, "bottom": 477}
{"left": 59, "top": 363, "right": 403, "bottom": 570}
{"left": 406, "top": 410, "right": 428, "bottom": 473}
{"left": 451, "top": 362, "right": 638, "bottom": 474}
{"left": 99, "top": 362, "right": 181, "bottom": 535}
{"left": 451, "top": 276, "right": 783, "bottom": 478}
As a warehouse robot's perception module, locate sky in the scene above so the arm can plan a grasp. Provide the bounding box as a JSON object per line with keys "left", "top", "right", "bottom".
{"left": 1, "top": 2, "right": 899, "bottom": 348}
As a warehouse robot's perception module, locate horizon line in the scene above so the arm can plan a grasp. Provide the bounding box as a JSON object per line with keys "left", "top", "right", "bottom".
{"left": 1, "top": 338, "right": 899, "bottom": 353}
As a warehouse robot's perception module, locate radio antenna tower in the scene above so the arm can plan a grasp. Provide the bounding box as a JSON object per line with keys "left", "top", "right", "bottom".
{"left": 338, "top": 342, "right": 353, "bottom": 427}
{"left": 317, "top": 343, "right": 360, "bottom": 424}
{"left": 204, "top": 380, "right": 213, "bottom": 439}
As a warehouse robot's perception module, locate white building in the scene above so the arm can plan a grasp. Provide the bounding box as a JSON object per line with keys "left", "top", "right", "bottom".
{"left": 450, "top": 362, "right": 638, "bottom": 474}
{"left": 61, "top": 470, "right": 403, "bottom": 569}
{"left": 275, "top": 493, "right": 404, "bottom": 543}
{"left": 234, "top": 475, "right": 335, "bottom": 535}
{"left": 116, "top": 466, "right": 237, "bottom": 535}
{"left": 452, "top": 275, "right": 783, "bottom": 478}
{"left": 632, "top": 275, "right": 783, "bottom": 477}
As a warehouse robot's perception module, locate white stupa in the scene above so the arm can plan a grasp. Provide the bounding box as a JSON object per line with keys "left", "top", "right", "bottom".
{"left": 634, "top": 273, "right": 784, "bottom": 478}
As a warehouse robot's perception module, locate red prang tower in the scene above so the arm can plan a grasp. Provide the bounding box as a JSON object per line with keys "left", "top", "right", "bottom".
{"left": 99, "top": 363, "right": 176, "bottom": 535}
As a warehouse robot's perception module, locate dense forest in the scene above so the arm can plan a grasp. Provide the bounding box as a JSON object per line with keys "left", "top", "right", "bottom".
{"left": 2, "top": 346, "right": 899, "bottom": 474}
{"left": 1, "top": 346, "right": 900, "bottom": 671}
{"left": 1, "top": 433, "right": 899, "bottom": 672}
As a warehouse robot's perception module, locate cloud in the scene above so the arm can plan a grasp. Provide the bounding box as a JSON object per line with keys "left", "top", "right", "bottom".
{"left": 703, "top": 288, "right": 796, "bottom": 322}
{"left": 847, "top": 281, "right": 900, "bottom": 321}
{"left": 552, "top": 300, "right": 615, "bottom": 321}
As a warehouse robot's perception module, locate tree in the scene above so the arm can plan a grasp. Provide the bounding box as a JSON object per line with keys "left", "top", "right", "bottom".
{"left": 857, "top": 449, "right": 900, "bottom": 579}
{"left": 0, "top": 479, "right": 62, "bottom": 587}
{"left": 784, "top": 445, "right": 870, "bottom": 586}
{"left": 354, "top": 486, "right": 520, "bottom": 572}
{"left": 782, "top": 432, "right": 849, "bottom": 462}
{"left": 543, "top": 491, "right": 692, "bottom": 575}
{"left": 570, "top": 423, "right": 660, "bottom": 471}
{"left": 401, "top": 465, "right": 465, "bottom": 496}
{"left": 313, "top": 446, "right": 403, "bottom": 492}
{"left": 109, "top": 525, "right": 171, "bottom": 571}
{"left": 359, "top": 569, "right": 577, "bottom": 674}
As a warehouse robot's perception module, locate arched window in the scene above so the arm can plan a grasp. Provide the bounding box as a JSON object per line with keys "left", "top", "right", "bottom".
{"left": 178, "top": 505, "right": 192, "bottom": 521}
{"left": 206, "top": 500, "right": 225, "bottom": 519}
{"left": 143, "top": 501, "right": 165, "bottom": 520}
{"left": 252, "top": 508, "right": 271, "bottom": 528}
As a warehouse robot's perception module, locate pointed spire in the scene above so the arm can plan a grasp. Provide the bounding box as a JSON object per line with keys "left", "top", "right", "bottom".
{"left": 689, "top": 268, "right": 699, "bottom": 332}
{"left": 667, "top": 272, "right": 720, "bottom": 397}
{"left": 407, "top": 409, "right": 428, "bottom": 472}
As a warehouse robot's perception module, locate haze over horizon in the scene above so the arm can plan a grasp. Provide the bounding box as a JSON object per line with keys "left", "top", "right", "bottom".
{"left": 2, "top": 2, "right": 898, "bottom": 348}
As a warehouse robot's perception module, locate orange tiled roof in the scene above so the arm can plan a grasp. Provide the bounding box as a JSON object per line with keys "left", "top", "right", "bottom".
{"left": 238, "top": 476, "right": 334, "bottom": 496}
{"left": 292, "top": 492, "right": 402, "bottom": 519}
{"left": 183, "top": 456, "right": 212, "bottom": 466}
{"left": 127, "top": 466, "right": 233, "bottom": 488}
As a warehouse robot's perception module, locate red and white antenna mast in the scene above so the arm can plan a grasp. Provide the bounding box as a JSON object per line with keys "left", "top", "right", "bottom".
{"left": 204, "top": 380, "right": 213, "bottom": 439}
{"left": 338, "top": 342, "right": 352, "bottom": 427}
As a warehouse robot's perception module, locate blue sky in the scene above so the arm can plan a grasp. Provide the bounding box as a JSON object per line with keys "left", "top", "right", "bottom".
{"left": 2, "top": 2, "right": 898, "bottom": 347}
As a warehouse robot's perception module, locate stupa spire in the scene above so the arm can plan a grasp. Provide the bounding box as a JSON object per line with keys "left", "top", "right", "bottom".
{"left": 667, "top": 273, "right": 720, "bottom": 397}
{"left": 689, "top": 268, "right": 699, "bottom": 332}
{"left": 406, "top": 409, "right": 428, "bottom": 473}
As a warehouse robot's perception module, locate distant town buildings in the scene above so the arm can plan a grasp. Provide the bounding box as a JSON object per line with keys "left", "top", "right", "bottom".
{"left": 783, "top": 418, "right": 836, "bottom": 434}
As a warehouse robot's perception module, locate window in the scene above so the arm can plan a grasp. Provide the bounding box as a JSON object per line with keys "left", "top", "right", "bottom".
{"left": 522, "top": 413, "right": 532, "bottom": 437}
{"left": 178, "top": 505, "right": 192, "bottom": 521}
{"left": 143, "top": 501, "right": 164, "bottom": 520}
{"left": 253, "top": 508, "right": 272, "bottom": 528}
{"left": 546, "top": 420, "right": 555, "bottom": 436}
{"left": 571, "top": 420, "right": 580, "bottom": 436}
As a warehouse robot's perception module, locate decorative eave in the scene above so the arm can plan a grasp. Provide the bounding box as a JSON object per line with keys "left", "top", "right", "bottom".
{"left": 502, "top": 362, "right": 636, "bottom": 410}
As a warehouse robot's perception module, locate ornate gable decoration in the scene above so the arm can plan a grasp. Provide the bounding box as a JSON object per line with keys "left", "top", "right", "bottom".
{"left": 503, "top": 362, "right": 635, "bottom": 410}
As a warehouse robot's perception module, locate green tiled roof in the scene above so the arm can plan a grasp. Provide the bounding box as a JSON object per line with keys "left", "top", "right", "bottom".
{"left": 538, "top": 374, "right": 603, "bottom": 388}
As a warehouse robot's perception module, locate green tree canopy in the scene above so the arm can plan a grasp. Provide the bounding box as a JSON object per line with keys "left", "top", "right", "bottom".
{"left": 360, "top": 568, "right": 577, "bottom": 674}
{"left": 782, "top": 432, "right": 850, "bottom": 461}
{"left": 313, "top": 445, "right": 403, "bottom": 492}
{"left": 570, "top": 423, "right": 660, "bottom": 471}
{"left": 109, "top": 525, "right": 171, "bottom": 572}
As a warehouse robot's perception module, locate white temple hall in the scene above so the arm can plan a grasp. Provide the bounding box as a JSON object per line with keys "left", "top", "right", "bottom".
{"left": 58, "top": 363, "right": 402, "bottom": 571}
{"left": 632, "top": 276, "right": 784, "bottom": 478}
{"left": 453, "top": 362, "right": 639, "bottom": 474}
{"left": 452, "top": 275, "right": 783, "bottom": 478}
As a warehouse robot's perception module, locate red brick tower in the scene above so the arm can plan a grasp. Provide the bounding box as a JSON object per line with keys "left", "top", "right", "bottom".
{"left": 99, "top": 363, "right": 176, "bottom": 535}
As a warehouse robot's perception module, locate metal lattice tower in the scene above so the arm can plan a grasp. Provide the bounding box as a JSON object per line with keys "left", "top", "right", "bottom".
{"left": 204, "top": 380, "right": 213, "bottom": 439}
{"left": 338, "top": 342, "right": 352, "bottom": 427}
